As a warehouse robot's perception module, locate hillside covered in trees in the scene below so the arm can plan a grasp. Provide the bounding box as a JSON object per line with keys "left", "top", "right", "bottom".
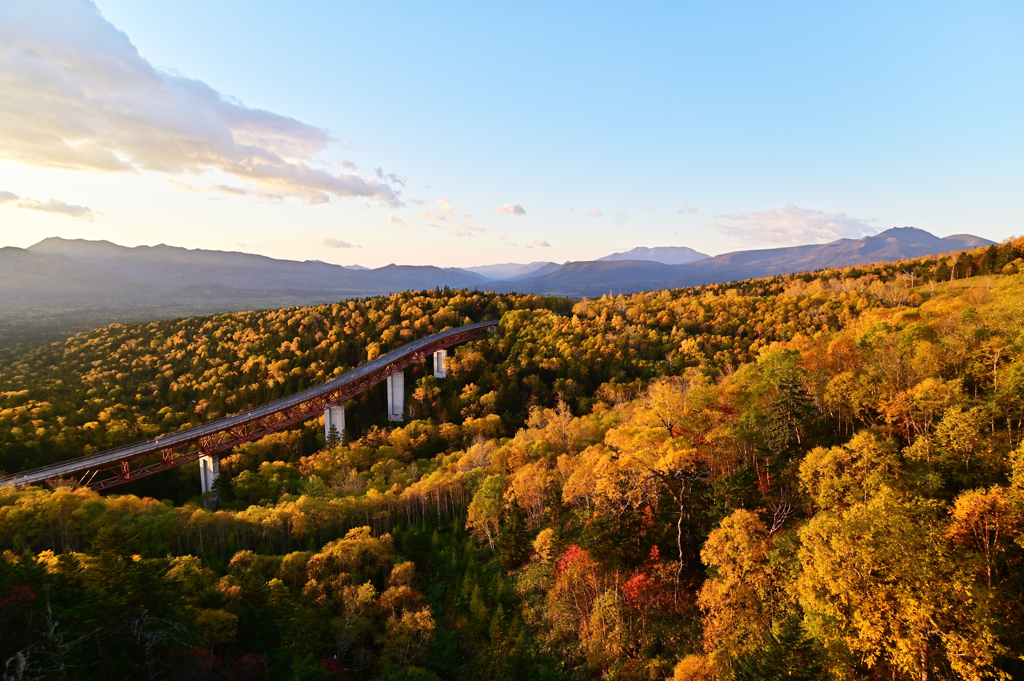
{"left": 2, "top": 241, "right": 1024, "bottom": 680}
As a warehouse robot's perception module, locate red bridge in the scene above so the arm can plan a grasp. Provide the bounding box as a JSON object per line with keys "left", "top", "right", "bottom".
{"left": 0, "top": 320, "right": 499, "bottom": 492}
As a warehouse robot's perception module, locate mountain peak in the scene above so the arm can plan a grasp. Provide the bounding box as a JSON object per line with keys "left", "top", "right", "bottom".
{"left": 598, "top": 246, "right": 710, "bottom": 265}
{"left": 872, "top": 226, "right": 929, "bottom": 240}
{"left": 29, "top": 236, "right": 122, "bottom": 252}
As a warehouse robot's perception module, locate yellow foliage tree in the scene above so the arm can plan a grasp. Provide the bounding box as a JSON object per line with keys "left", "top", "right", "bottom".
{"left": 797, "top": 488, "right": 1005, "bottom": 681}
{"left": 698, "top": 509, "right": 791, "bottom": 669}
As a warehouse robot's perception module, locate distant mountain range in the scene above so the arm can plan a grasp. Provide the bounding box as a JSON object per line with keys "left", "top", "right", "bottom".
{"left": 0, "top": 228, "right": 997, "bottom": 347}
{"left": 20, "top": 238, "right": 489, "bottom": 298}
{"left": 460, "top": 261, "right": 555, "bottom": 281}
{"left": 460, "top": 247, "right": 710, "bottom": 280}
{"left": 495, "top": 228, "right": 995, "bottom": 296}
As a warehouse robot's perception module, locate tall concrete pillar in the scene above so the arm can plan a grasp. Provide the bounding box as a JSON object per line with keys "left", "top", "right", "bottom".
{"left": 199, "top": 454, "right": 220, "bottom": 494}
{"left": 324, "top": 405, "right": 345, "bottom": 445}
{"left": 386, "top": 371, "right": 404, "bottom": 422}
{"left": 433, "top": 349, "right": 447, "bottom": 379}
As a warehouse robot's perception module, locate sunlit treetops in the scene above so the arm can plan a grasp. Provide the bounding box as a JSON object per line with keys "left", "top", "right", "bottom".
{"left": 2, "top": 242, "right": 1024, "bottom": 679}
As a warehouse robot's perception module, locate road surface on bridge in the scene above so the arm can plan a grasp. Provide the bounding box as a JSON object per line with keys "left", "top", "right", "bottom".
{"left": 0, "top": 319, "right": 499, "bottom": 492}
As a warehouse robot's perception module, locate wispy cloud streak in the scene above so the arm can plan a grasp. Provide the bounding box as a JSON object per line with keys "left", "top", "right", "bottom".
{"left": 17, "top": 197, "right": 97, "bottom": 220}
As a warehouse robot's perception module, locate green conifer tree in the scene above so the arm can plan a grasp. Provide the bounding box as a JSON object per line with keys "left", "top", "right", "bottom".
{"left": 733, "top": 617, "right": 826, "bottom": 681}
{"left": 498, "top": 499, "right": 530, "bottom": 572}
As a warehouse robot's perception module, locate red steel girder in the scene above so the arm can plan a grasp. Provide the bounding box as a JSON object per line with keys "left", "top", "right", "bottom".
{"left": 66, "top": 323, "right": 495, "bottom": 491}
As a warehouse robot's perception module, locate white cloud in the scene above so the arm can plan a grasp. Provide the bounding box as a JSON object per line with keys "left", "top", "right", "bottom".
{"left": 677, "top": 204, "right": 698, "bottom": 214}
{"left": 586, "top": 209, "right": 603, "bottom": 218}
{"left": 168, "top": 179, "right": 285, "bottom": 201}
{"left": 0, "top": 191, "right": 17, "bottom": 203}
{"left": 436, "top": 198, "right": 455, "bottom": 216}
{"left": 494, "top": 202, "right": 526, "bottom": 216}
{"left": 0, "top": 0, "right": 399, "bottom": 205}
{"left": 533, "top": 239, "right": 551, "bottom": 247}
{"left": 17, "top": 197, "right": 97, "bottom": 220}
{"left": 716, "top": 204, "right": 877, "bottom": 246}
{"left": 322, "top": 237, "right": 360, "bottom": 248}
{"left": 385, "top": 214, "right": 409, "bottom": 229}
{"left": 415, "top": 198, "right": 484, "bottom": 237}
{"left": 214, "top": 184, "right": 248, "bottom": 196}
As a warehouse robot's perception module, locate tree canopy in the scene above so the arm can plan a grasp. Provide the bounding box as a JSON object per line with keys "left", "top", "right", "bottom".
{"left": 3, "top": 242, "right": 1024, "bottom": 679}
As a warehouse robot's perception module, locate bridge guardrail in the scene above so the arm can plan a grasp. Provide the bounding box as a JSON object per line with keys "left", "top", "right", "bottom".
{"left": 0, "top": 319, "right": 499, "bottom": 491}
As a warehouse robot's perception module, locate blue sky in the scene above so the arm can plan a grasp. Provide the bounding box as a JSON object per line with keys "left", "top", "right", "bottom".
{"left": 0, "top": 0, "right": 1021, "bottom": 267}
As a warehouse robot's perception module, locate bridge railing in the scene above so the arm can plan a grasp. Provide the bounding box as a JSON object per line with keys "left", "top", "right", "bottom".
{"left": 0, "top": 319, "right": 499, "bottom": 491}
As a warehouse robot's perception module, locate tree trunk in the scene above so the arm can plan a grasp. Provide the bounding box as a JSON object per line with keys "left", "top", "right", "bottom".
{"left": 675, "top": 499, "right": 685, "bottom": 604}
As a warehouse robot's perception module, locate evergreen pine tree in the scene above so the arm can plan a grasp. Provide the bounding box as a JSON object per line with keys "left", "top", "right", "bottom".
{"left": 498, "top": 499, "right": 530, "bottom": 572}
{"left": 733, "top": 617, "right": 826, "bottom": 681}
{"left": 469, "top": 585, "right": 489, "bottom": 630}
{"left": 326, "top": 424, "right": 341, "bottom": 449}
{"left": 488, "top": 603, "right": 505, "bottom": 644}
{"left": 980, "top": 245, "right": 999, "bottom": 274}
{"left": 764, "top": 374, "right": 814, "bottom": 457}
{"left": 211, "top": 470, "right": 234, "bottom": 505}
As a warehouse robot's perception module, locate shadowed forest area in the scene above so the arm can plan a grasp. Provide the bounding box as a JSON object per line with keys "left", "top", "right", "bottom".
{"left": 3, "top": 241, "right": 1024, "bottom": 680}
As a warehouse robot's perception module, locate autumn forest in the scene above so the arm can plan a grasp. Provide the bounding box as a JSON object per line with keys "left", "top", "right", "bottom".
{"left": 3, "top": 242, "right": 1024, "bottom": 681}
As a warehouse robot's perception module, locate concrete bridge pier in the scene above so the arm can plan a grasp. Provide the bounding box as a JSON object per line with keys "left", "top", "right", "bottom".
{"left": 433, "top": 349, "right": 447, "bottom": 379}
{"left": 0, "top": 320, "right": 500, "bottom": 494}
{"left": 387, "top": 372, "right": 404, "bottom": 422}
{"left": 199, "top": 454, "right": 220, "bottom": 495}
{"left": 325, "top": 405, "right": 345, "bottom": 446}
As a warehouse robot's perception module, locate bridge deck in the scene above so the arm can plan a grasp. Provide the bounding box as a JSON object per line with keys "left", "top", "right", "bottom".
{"left": 0, "top": 319, "right": 499, "bottom": 491}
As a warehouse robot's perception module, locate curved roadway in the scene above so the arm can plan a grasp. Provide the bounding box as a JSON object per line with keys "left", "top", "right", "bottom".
{"left": 0, "top": 319, "right": 499, "bottom": 490}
